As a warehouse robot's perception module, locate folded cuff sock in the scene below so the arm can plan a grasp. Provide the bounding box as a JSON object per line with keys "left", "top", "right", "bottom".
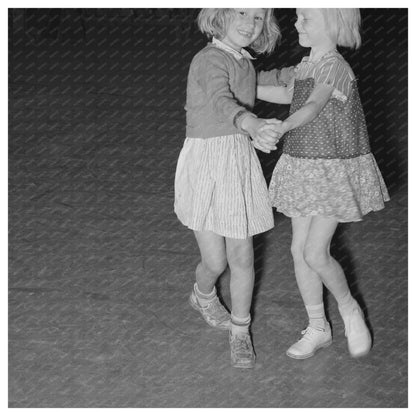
{"left": 337, "top": 292, "right": 358, "bottom": 317}
{"left": 194, "top": 283, "right": 217, "bottom": 308}
{"left": 231, "top": 313, "right": 251, "bottom": 335}
{"left": 194, "top": 283, "right": 216, "bottom": 299}
{"left": 305, "top": 303, "right": 327, "bottom": 330}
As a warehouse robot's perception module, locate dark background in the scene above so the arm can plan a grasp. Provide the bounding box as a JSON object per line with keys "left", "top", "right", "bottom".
{"left": 8, "top": 9, "right": 408, "bottom": 408}
{"left": 9, "top": 8, "right": 408, "bottom": 190}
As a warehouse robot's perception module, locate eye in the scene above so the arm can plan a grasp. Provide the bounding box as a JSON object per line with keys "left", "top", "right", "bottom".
{"left": 255, "top": 15, "right": 264, "bottom": 21}
{"left": 238, "top": 11, "right": 247, "bottom": 16}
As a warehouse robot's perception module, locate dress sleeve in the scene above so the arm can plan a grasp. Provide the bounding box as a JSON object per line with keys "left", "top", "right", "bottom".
{"left": 196, "top": 50, "right": 254, "bottom": 126}
{"left": 314, "top": 58, "right": 354, "bottom": 102}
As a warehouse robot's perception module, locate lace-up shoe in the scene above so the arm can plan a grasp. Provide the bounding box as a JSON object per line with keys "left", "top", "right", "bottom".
{"left": 229, "top": 331, "right": 255, "bottom": 368}
{"left": 189, "top": 288, "right": 231, "bottom": 330}
{"left": 286, "top": 323, "right": 332, "bottom": 359}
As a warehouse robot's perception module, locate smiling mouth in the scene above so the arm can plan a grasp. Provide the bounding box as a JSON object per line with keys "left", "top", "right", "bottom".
{"left": 238, "top": 30, "right": 254, "bottom": 38}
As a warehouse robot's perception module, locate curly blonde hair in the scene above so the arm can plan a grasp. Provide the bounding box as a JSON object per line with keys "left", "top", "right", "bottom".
{"left": 320, "top": 8, "right": 362, "bottom": 49}
{"left": 197, "top": 8, "right": 281, "bottom": 54}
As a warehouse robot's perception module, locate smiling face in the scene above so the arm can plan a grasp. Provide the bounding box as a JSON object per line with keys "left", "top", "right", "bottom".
{"left": 221, "top": 8, "right": 266, "bottom": 51}
{"left": 294, "top": 8, "right": 332, "bottom": 49}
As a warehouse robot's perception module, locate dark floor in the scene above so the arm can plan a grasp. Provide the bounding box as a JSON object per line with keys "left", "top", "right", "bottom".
{"left": 8, "top": 9, "right": 408, "bottom": 408}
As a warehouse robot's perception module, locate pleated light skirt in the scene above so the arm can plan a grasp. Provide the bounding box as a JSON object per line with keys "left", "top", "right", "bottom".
{"left": 174, "top": 134, "right": 274, "bottom": 239}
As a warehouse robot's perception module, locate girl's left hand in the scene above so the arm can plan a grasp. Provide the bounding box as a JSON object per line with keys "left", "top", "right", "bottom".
{"left": 242, "top": 116, "right": 281, "bottom": 152}
{"left": 259, "top": 119, "right": 285, "bottom": 143}
{"left": 252, "top": 119, "right": 283, "bottom": 153}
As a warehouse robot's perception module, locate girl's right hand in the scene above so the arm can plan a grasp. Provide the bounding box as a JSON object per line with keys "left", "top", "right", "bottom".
{"left": 251, "top": 118, "right": 283, "bottom": 153}
{"left": 252, "top": 137, "right": 276, "bottom": 153}
{"left": 241, "top": 115, "right": 282, "bottom": 153}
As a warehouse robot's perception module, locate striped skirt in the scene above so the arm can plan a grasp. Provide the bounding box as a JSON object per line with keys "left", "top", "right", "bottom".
{"left": 174, "top": 134, "right": 274, "bottom": 239}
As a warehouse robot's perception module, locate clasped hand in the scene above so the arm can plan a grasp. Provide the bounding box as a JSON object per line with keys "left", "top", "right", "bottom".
{"left": 251, "top": 119, "right": 285, "bottom": 154}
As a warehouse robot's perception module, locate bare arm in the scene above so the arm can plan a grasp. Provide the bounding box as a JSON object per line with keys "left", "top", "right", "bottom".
{"left": 280, "top": 83, "right": 334, "bottom": 134}
{"left": 257, "top": 85, "right": 293, "bottom": 104}
{"left": 257, "top": 66, "right": 296, "bottom": 86}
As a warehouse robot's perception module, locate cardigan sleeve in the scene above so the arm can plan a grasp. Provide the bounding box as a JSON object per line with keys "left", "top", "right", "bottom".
{"left": 257, "top": 67, "right": 296, "bottom": 86}
{"left": 257, "top": 68, "right": 280, "bottom": 86}
{"left": 194, "top": 50, "right": 253, "bottom": 125}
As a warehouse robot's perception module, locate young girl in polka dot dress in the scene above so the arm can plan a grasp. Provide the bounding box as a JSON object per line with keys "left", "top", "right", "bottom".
{"left": 257, "top": 8, "right": 389, "bottom": 359}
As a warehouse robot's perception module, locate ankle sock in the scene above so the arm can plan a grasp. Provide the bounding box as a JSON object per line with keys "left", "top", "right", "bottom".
{"left": 231, "top": 313, "right": 251, "bottom": 335}
{"left": 305, "top": 303, "right": 327, "bottom": 330}
{"left": 337, "top": 291, "right": 358, "bottom": 318}
{"left": 194, "top": 283, "right": 216, "bottom": 307}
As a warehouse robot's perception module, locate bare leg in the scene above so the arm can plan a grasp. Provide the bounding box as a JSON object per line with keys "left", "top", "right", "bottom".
{"left": 190, "top": 230, "right": 230, "bottom": 330}
{"left": 226, "top": 236, "right": 255, "bottom": 319}
{"left": 291, "top": 217, "right": 324, "bottom": 307}
{"left": 226, "top": 236, "right": 256, "bottom": 368}
{"left": 303, "top": 216, "right": 351, "bottom": 306}
{"left": 286, "top": 217, "right": 332, "bottom": 360}
{"left": 193, "top": 230, "right": 227, "bottom": 294}
{"left": 303, "top": 216, "right": 371, "bottom": 357}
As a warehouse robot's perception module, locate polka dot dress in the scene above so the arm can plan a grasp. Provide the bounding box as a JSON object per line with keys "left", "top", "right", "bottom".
{"left": 269, "top": 51, "right": 390, "bottom": 222}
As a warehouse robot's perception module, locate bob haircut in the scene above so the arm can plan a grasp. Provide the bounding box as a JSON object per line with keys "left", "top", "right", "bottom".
{"left": 197, "top": 8, "right": 281, "bottom": 54}
{"left": 321, "top": 8, "right": 362, "bottom": 49}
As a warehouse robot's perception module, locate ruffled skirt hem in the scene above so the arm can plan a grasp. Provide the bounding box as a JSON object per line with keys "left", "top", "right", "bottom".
{"left": 269, "top": 153, "right": 390, "bottom": 222}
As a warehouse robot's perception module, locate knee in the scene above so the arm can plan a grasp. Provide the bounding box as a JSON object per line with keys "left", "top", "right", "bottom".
{"left": 290, "top": 241, "right": 305, "bottom": 263}
{"left": 200, "top": 258, "right": 227, "bottom": 278}
{"left": 227, "top": 244, "right": 254, "bottom": 270}
{"left": 231, "top": 254, "right": 254, "bottom": 270}
{"left": 303, "top": 245, "right": 329, "bottom": 271}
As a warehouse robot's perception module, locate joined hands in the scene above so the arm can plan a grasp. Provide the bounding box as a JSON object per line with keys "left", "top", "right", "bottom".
{"left": 252, "top": 118, "right": 285, "bottom": 154}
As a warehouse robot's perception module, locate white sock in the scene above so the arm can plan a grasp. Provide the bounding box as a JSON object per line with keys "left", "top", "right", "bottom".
{"left": 305, "top": 303, "right": 327, "bottom": 330}
{"left": 194, "top": 283, "right": 216, "bottom": 307}
{"left": 337, "top": 291, "right": 358, "bottom": 318}
{"left": 231, "top": 313, "right": 251, "bottom": 335}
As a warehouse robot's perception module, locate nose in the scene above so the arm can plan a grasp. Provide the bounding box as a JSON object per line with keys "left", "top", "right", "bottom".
{"left": 246, "top": 17, "right": 255, "bottom": 28}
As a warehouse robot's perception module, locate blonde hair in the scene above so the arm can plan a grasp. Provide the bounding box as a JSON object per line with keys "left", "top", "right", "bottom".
{"left": 197, "top": 8, "right": 281, "bottom": 54}
{"left": 321, "top": 8, "right": 362, "bottom": 49}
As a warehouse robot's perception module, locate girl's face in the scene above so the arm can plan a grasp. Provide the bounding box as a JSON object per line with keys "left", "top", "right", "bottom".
{"left": 222, "top": 8, "right": 266, "bottom": 51}
{"left": 295, "top": 9, "right": 331, "bottom": 49}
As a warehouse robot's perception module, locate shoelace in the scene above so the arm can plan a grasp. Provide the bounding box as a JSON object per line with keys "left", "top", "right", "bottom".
{"left": 232, "top": 335, "right": 251, "bottom": 355}
{"left": 299, "top": 326, "right": 322, "bottom": 341}
{"left": 206, "top": 298, "right": 229, "bottom": 320}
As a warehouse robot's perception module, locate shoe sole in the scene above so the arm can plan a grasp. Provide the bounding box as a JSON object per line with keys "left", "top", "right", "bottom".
{"left": 350, "top": 348, "right": 371, "bottom": 358}
{"left": 286, "top": 339, "right": 333, "bottom": 360}
{"left": 188, "top": 295, "right": 231, "bottom": 330}
{"left": 349, "top": 342, "right": 372, "bottom": 358}
{"left": 231, "top": 359, "right": 255, "bottom": 369}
